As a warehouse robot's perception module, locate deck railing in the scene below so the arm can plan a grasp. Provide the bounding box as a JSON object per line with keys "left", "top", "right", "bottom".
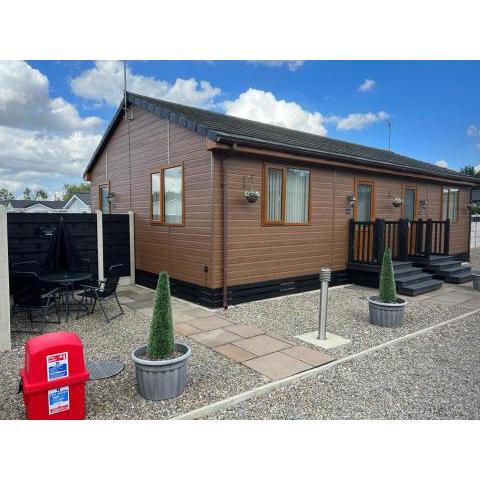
{"left": 348, "top": 218, "right": 450, "bottom": 264}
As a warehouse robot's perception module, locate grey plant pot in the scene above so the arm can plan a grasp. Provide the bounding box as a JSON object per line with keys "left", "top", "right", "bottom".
{"left": 132, "top": 342, "right": 191, "bottom": 401}
{"left": 367, "top": 296, "right": 407, "bottom": 328}
{"left": 472, "top": 272, "right": 480, "bottom": 291}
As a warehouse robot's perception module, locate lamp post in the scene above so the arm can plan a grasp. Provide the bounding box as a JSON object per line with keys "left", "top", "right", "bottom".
{"left": 318, "top": 267, "right": 331, "bottom": 340}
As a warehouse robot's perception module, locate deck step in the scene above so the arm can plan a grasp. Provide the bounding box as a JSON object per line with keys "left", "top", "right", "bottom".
{"left": 425, "top": 261, "right": 463, "bottom": 272}
{"left": 395, "top": 267, "right": 423, "bottom": 278}
{"left": 443, "top": 271, "right": 473, "bottom": 284}
{"left": 397, "top": 279, "right": 443, "bottom": 296}
{"left": 395, "top": 272, "right": 434, "bottom": 287}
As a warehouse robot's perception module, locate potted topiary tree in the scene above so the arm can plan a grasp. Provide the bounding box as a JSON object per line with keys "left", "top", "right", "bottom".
{"left": 367, "top": 247, "right": 407, "bottom": 327}
{"left": 132, "top": 271, "right": 191, "bottom": 400}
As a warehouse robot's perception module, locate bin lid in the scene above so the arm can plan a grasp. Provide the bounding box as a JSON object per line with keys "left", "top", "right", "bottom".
{"left": 23, "top": 332, "right": 86, "bottom": 384}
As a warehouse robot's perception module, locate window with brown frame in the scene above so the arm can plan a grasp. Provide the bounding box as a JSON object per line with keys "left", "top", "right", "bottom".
{"left": 442, "top": 187, "right": 459, "bottom": 222}
{"left": 99, "top": 183, "right": 110, "bottom": 214}
{"left": 264, "top": 165, "right": 310, "bottom": 225}
{"left": 150, "top": 164, "right": 184, "bottom": 225}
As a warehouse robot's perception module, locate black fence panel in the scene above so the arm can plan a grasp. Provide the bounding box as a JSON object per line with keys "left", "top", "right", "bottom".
{"left": 7, "top": 213, "right": 98, "bottom": 278}
{"left": 102, "top": 214, "right": 130, "bottom": 277}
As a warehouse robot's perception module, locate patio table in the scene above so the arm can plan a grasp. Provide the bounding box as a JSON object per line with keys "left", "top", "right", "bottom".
{"left": 39, "top": 272, "right": 93, "bottom": 321}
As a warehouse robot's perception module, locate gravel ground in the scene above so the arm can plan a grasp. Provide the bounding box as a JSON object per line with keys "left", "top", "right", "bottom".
{"left": 208, "top": 313, "right": 480, "bottom": 419}
{"left": 218, "top": 286, "right": 472, "bottom": 358}
{"left": 0, "top": 303, "right": 264, "bottom": 420}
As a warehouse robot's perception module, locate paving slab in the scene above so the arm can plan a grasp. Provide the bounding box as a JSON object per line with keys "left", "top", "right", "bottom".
{"left": 233, "top": 335, "right": 292, "bottom": 356}
{"left": 184, "top": 307, "right": 217, "bottom": 319}
{"left": 214, "top": 344, "right": 257, "bottom": 362}
{"left": 174, "top": 322, "right": 202, "bottom": 336}
{"left": 172, "top": 311, "right": 198, "bottom": 324}
{"left": 189, "top": 329, "right": 243, "bottom": 348}
{"left": 243, "top": 352, "right": 312, "bottom": 380}
{"left": 296, "top": 331, "right": 351, "bottom": 349}
{"left": 117, "top": 296, "right": 136, "bottom": 304}
{"left": 281, "top": 345, "right": 334, "bottom": 366}
{"left": 224, "top": 324, "right": 264, "bottom": 338}
{"left": 137, "top": 307, "right": 153, "bottom": 317}
{"left": 187, "top": 316, "right": 234, "bottom": 331}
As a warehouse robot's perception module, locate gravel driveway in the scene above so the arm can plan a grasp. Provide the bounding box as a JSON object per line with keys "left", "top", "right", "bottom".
{"left": 218, "top": 286, "right": 473, "bottom": 358}
{"left": 208, "top": 313, "right": 480, "bottom": 419}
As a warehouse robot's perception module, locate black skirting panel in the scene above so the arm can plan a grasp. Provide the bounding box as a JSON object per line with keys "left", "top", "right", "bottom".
{"left": 135, "top": 269, "right": 351, "bottom": 308}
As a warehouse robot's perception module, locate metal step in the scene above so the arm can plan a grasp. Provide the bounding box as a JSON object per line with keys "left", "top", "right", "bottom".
{"left": 397, "top": 279, "right": 443, "bottom": 296}
{"left": 395, "top": 272, "right": 434, "bottom": 287}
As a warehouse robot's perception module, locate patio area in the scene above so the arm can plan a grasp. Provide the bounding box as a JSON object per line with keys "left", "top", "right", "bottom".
{"left": 2, "top": 277, "right": 480, "bottom": 420}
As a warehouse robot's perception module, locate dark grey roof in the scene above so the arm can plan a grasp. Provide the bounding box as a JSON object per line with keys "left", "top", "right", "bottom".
{"left": 84, "top": 91, "right": 478, "bottom": 184}
{"left": 472, "top": 188, "right": 480, "bottom": 202}
{"left": 10, "top": 200, "right": 66, "bottom": 209}
{"left": 75, "top": 192, "right": 91, "bottom": 205}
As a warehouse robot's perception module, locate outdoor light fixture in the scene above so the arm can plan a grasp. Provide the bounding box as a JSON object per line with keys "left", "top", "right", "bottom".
{"left": 392, "top": 197, "right": 402, "bottom": 208}
{"left": 107, "top": 192, "right": 115, "bottom": 203}
{"left": 419, "top": 199, "right": 427, "bottom": 211}
{"left": 347, "top": 195, "right": 356, "bottom": 207}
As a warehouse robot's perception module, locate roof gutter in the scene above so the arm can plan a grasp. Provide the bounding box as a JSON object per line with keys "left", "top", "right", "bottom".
{"left": 213, "top": 134, "right": 479, "bottom": 186}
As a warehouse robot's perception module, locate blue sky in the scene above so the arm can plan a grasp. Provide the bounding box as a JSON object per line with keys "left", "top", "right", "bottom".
{"left": 1, "top": 60, "right": 479, "bottom": 198}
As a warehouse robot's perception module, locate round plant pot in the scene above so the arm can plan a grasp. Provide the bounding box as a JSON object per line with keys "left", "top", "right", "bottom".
{"left": 367, "top": 296, "right": 407, "bottom": 328}
{"left": 245, "top": 193, "right": 259, "bottom": 203}
{"left": 132, "top": 342, "right": 191, "bottom": 401}
{"left": 472, "top": 272, "right": 480, "bottom": 291}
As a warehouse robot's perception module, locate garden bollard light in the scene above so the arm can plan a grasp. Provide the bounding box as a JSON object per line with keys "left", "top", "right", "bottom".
{"left": 318, "top": 267, "right": 331, "bottom": 340}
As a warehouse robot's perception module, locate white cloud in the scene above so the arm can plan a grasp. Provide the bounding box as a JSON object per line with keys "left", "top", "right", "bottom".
{"left": 435, "top": 160, "right": 449, "bottom": 168}
{"left": 467, "top": 124, "right": 479, "bottom": 136}
{"left": 332, "top": 111, "right": 389, "bottom": 131}
{"left": 224, "top": 88, "right": 328, "bottom": 135}
{"left": 71, "top": 60, "right": 221, "bottom": 108}
{"left": 0, "top": 61, "right": 103, "bottom": 196}
{"left": 0, "top": 61, "right": 101, "bottom": 133}
{"left": 247, "top": 61, "right": 305, "bottom": 72}
{"left": 358, "top": 79, "right": 376, "bottom": 92}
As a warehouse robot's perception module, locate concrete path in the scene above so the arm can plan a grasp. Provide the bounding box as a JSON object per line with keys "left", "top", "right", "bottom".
{"left": 117, "top": 285, "right": 334, "bottom": 380}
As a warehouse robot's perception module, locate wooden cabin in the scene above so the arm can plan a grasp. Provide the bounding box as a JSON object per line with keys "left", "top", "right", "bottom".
{"left": 84, "top": 91, "right": 479, "bottom": 307}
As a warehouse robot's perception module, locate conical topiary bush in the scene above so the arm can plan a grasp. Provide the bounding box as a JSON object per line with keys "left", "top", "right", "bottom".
{"left": 147, "top": 271, "right": 175, "bottom": 360}
{"left": 378, "top": 247, "right": 397, "bottom": 303}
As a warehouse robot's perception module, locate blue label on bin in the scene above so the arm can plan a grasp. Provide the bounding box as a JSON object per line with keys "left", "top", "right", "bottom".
{"left": 46, "top": 352, "right": 69, "bottom": 381}
{"left": 48, "top": 386, "right": 70, "bottom": 415}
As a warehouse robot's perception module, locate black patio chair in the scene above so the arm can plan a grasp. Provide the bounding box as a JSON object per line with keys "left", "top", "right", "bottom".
{"left": 76, "top": 264, "right": 124, "bottom": 323}
{"left": 11, "top": 260, "right": 40, "bottom": 274}
{"left": 10, "top": 271, "right": 60, "bottom": 333}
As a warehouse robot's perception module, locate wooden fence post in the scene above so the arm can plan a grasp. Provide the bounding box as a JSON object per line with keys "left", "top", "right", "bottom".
{"left": 374, "top": 218, "right": 385, "bottom": 264}
{"left": 0, "top": 206, "right": 11, "bottom": 352}
{"left": 398, "top": 218, "right": 409, "bottom": 260}
{"left": 444, "top": 219, "right": 450, "bottom": 255}
{"left": 425, "top": 218, "right": 433, "bottom": 257}
{"left": 128, "top": 211, "right": 135, "bottom": 285}
{"left": 96, "top": 210, "right": 104, "bottom": 281}
{"left": 348, "top": 219, "right": 355, "bottom": 262}
{"left": 415, "top": 218, "right": 424, "bottom": 256}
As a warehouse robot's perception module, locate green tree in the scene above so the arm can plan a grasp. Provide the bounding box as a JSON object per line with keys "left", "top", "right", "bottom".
{"left": 459, "top": 165, "right": 480, "bottom": 177}
{"left": 0, "top": 188, "right": 15, "bottom": 201}
{"left": 22, "top": 187, "right": 32, "bottom": 200}
{"left": 34, "top": 189, "right": 48, "bottom": 200}
{"left": 378, "top": 247, "right": 397, "bottom": 303}
{"left": 147, "top": 271, "right": 175, "bottom": 360}
{"left": 62, "top": 182, "right": 90, "bottom": 201}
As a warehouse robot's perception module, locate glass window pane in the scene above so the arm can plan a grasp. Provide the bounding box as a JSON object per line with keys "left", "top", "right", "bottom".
{"left": 100, "top": 186, "right": 109, "bottom": 214}
{"left": 442, "top": 188, "right": 449, "bottom": 221}
{"left": 151, "top": 173, "right": 161, "bottom": 220}
{"left": 164, "top": 166, "right": 183, "bottom": 224}
{"left": 285, "top": 168, "right": 310, "bottom": 223}
{"left": 357, "top": 184, "right": 372, "bottom": 222}
{"left": 404, "top": 188, "right": 415, "bottom": 221}
{"left": 267, "top": 168, "right": 283, "bottom": 222}
{"left": 449, "top": 188, "right": 458, "bottom": 221}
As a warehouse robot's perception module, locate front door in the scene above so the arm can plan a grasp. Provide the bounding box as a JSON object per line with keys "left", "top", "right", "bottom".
{"left": 354, "top": 180, "right": 375, "bottom": 261}
{"left": 403, "top": 186, "right": 417, "bottom": 255}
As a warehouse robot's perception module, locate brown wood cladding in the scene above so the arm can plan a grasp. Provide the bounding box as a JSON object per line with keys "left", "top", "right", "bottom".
{"left": 89, "top": 105, "right": 472, "bottom": 292}
{"left": 90, "top": 105, "right": 213, "bottom": 287}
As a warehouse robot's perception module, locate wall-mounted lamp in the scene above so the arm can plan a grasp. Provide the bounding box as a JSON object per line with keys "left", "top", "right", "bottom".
{"left": 107, "top": 192, "right": 115, "bottom": 203}
{"left": 347, "top": 195, "right": 356, "bottom": 208}
{"left": 419, "top": 199, "right": 427, "bottom": 211}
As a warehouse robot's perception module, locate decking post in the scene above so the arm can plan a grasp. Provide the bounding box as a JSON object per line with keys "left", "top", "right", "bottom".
{"left": 415, "top": 218, "right": 424, "bottom": 256}
{"left": 444, "top": 219, "right": 450, "bottom": 255}
{"left": 96, "top": 210, "right": 104, "bottom": 282}
{"left": 348, "top": 219, "right": 355, "bottom": 262}
{"left": 374, "top": 218, "right": 385, "bottom": 264}
{"left": 398, "top": 218, "right": 408, "bottom": 260}
{"left": 0, "top": 206, "right": 11, "bottom": 352}
{"left": 425, "top": 218, "right": 433, "bottom": 258}
{"left": 128, "top": 211, "right": 135, "bottom": 285}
